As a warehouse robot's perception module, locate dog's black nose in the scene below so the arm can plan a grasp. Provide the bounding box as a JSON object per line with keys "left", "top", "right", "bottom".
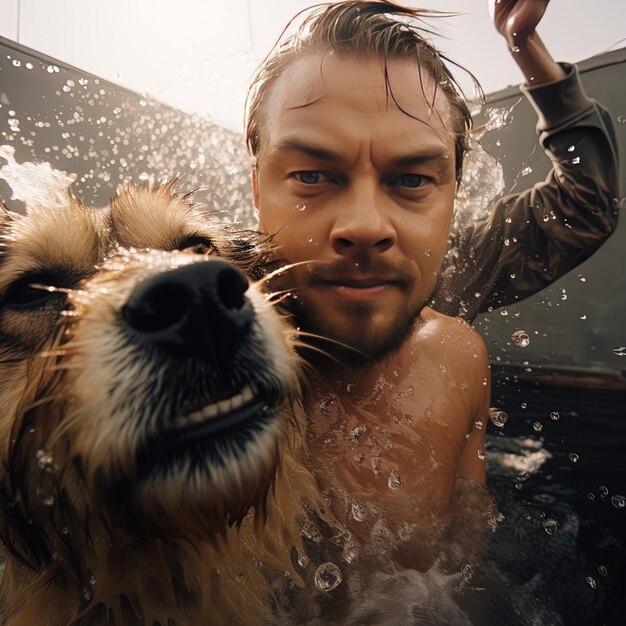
{"left": 121, "top": 260, "right": 253, "bottom": 359}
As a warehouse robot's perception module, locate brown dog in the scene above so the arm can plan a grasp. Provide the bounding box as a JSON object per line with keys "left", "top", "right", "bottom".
{"left": 0, "top": 183, "right": 324, "bottom": 625}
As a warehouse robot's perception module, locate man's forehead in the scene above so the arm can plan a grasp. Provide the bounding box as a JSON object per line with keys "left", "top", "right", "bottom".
{"left": 265, "top": 53, "right": 452, "bottom": 124}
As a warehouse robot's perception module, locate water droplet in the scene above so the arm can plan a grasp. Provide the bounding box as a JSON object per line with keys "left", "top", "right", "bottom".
{"left": 612, "top": 346, "right": 626, "bottom": 357}
{"left": 520, "top": 402, "right": 528, "bottom": 409}
{"left": 343, "top": 544, "right": 359, "bottom": 563}
{"left": 598, "top": 565, "right": 608, "bottom": 577}
{"left": 353, "top": 452, "right": 365, "bottom": 464}
{"left": 568, "top": 453, "right": 579, "bottom": 463}
{"left": 586, "top": 576, "right": 597, "bottom": 589}
{"left": 500, "top": 308, "right": 509, "bottom": 316}
{"left": 424, "top": 248, "right": 432, "bottom": 256}
{"left": 297, "top": 554, "right": 310, "bottom": 568}
{"left": 301, "top": 521, "right": 322, "bottom": 543}
{"left": 567, "top": 145, "right": 576, "bottom": 152}
{"left": 587, "top": 492, "right": 595, "bottom": 501}
{"left": 617, "top": 115, "right": 626, "bottom": 124}
{"left": 461, "top": 563, "right": 473, "bottom": 579}
{"left": 474, "top": 419, "right": 484, "bottom": 430}
{"left": 296, "top": 203, "right": 307, "bottom": 212}
{"left": 388, "top": 470, "right": 401, "bottom": 489}
{"left": 600, "top": 486, "right": 609, "bottom": 497}
{"left": 37, "top": 491, "right": 55, "bottom": 506}
{"left": 521, "top": 166, "right": 532, "bottom": 176}
{"left": 578, "top": 274, "right": 586, "bottom": 282}
{"left": 346, "top": 383, "right": 355, "bottom": 392}
{"left": 489, "top": 408, "right": 508, "bottom": 427}
{"left": 314, "top": 562, "right": 343, "bottom": 592}
{"left": 542, "top": 518, "right": 558, "bottom": 536}
{"left": 611, "top": 495, "right": 625, "bottom": 509}
{"left": 533, "top": 422, "right": 543, "bottom": 432}
{"left": 571, "top": 156, "right": 581, "bottom": 164}
{"left": 550, "top": 411, "right": 560, "bottom": 421}
{"left": 319, "top": 396, "right": 336, "bottom": 416}
{"left": 89, "top": 573, "right": 97, "bottom": 586}
{"left": 82, "top": 589, "right": 92, "bottom": 602}
{"left": 580, "top": 314, "right": 587, "bottom": 320}
{"left": 477, "top": 449, "right": 486, "bottom": 460}
{"left": 36, "top": 450, "right": 56, "bottom": 473}
{"left": 351, "top": 503, "right": 367, "bottom": 522}
{"left": 350, "top": 425, "right": 366, "bottom": 441}
{"left": 510, "top": 45, "right": 520, "bottom": 53}
{"left": 511, "top": 330, "right": 530, "bottom": 348}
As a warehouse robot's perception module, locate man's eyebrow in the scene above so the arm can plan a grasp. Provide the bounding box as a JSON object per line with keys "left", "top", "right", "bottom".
{"left": 390, "top": 148, "right": 452, "bottom": 170}
{"left": 271, "top": 138, "right": 341, "bottom": 162}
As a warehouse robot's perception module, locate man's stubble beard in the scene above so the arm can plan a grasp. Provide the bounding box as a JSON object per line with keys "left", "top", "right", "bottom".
{"left": 285, "top": 290, "right": 425, "bottom": 367}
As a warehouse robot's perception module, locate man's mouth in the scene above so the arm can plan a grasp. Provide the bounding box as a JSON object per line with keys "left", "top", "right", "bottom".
{"left": 319, "top": 277, "right": 400, "bottom": 301}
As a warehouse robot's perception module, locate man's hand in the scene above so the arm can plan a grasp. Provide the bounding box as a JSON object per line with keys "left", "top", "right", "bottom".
{"left": 489, "top": 0, "right": 564, "bottom": 85}
{"left": 490, "top": 0, "right": 549, "bottom": 50}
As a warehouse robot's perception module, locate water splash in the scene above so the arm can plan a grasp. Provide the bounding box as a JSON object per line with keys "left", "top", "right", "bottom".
{"left": 0, "top": 144, "right": 76, "bottom": 210}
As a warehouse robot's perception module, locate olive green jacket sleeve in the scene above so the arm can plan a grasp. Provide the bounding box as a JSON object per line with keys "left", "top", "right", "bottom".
{"left": 431, "top": 63, "right": 620, "bottom": 321}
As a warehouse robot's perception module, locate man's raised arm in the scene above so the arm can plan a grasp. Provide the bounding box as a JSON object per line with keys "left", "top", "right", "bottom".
{"left": 432, "top": 0, "right": 620, "bottom": 320}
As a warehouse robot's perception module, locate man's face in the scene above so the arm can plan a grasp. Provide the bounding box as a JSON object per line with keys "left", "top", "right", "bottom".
{"left": 253, "top": 54, "right": 457, "bottom": 361}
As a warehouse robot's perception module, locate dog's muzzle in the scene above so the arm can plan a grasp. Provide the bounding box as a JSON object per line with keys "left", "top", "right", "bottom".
{"left": 121, "top": 259, "right": 253, "bottom": 363}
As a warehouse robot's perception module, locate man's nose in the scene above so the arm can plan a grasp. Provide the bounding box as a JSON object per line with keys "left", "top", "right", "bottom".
{"left": 329, "top": 182, "right": 396, "bottom": 256}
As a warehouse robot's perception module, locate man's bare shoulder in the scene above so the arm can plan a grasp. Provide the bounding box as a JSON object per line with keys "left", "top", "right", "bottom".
{"left": 414, "top": 306, "right": 487, "bottom": 358}
{"left": 409, "top": 306, "right": 490, "bottom": 394}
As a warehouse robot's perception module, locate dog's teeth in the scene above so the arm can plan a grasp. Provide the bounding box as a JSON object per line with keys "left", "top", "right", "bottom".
{"left": 230, "top": 392, "right": 244, "bottom": 411}
{"left": 218, "top": 398, "right": 231, "bottom": 414}
{"left": 188, "top": 411, "right": 204, "bottom": 424}
{"left": 204, "top": 403, "right": 219, "bottom": 419}
{"left": 241, "top": 385, "right": 254, "bottom": 403}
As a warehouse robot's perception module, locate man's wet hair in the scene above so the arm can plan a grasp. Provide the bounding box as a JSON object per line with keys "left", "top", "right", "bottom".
{"left": 245, "top": 0, "right": 481, "bottom": 185}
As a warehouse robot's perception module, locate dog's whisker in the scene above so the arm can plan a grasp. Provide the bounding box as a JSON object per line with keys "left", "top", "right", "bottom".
{"left": 294, "top": 330, "right": 364, "bottom": 356}
{"left": 268, "top": 292, "right": 297, "bottom": 306}
{"left": 291, "top": 340, "right": 347, "bottom": 368}
{"left": 265, "top": 287, "right": 300, "bottom": 301}
{"left": 257, "top": 260, "right": 318, "bottom": 287}
{"left": 23, "top": 394, "right": 65, "bottom": 412}
{"left": 45, "top": 363, "right": 83, "bottom": 372}
{"left": 29, "top": 283, "right": 82, "bottom": 295}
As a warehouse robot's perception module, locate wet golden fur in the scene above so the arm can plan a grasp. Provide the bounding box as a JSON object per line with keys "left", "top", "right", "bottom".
{"left": 0, "top": 183, "right": 325, "bottom": 625}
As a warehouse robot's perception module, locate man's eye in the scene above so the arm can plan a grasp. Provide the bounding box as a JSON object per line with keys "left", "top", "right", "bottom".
{"left": 293, "top": 171, "right": 330, "bottom": 185}
{"left": 390, "top": 173, "right": 430, "bottom": 188}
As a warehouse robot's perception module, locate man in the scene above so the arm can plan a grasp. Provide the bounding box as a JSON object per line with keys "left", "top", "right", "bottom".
{"left": 244, "top": 0, "right": 619, "bottom": 567}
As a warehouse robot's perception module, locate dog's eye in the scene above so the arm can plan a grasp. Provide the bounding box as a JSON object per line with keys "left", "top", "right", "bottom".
{"left": 177, "top": 236, "right": 214, "bottom": 255}
{"left": 2, "top": 273, "right": 69, "bottom": 309}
